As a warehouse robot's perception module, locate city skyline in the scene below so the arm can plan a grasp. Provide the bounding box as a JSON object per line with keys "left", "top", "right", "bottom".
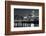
{"left": 14, "top": 8, "right": 39, "bottom": 27}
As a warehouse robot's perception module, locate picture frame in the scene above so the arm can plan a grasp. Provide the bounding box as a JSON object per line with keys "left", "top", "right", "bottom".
{"left": 5, "top": 1, "right": 45, "bottom": 35}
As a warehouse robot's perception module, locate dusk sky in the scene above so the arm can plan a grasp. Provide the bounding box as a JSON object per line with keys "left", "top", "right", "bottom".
{"left": 14, "top": 8, "right": 39, "bottom": 16}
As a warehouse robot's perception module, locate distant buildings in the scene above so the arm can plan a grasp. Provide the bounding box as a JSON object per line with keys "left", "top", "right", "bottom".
{"left": 14, "top": 10, "right": 39, "bottom": 27}
{"left": 14, "top": 14, "right": 39, "bottom": 27}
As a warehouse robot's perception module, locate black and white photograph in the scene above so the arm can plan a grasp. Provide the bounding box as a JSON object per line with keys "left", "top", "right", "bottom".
{"left": 14, "top": 8, "right": 39, "bottom": 27}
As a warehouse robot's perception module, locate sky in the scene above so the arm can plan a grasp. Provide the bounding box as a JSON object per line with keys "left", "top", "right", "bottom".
{"left": 14, "top": 8, "right": 39, "bottom": 16}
